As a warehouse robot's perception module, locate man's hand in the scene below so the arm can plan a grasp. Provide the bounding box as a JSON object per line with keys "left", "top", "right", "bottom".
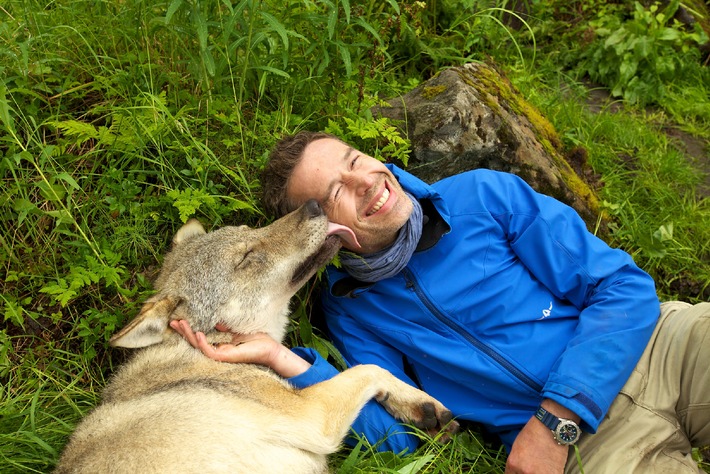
{"left": 169, "top": 320, "right": 312, "bottom": 378}
{"left": 505, "top": 400, "right": 578, "bottom": 474}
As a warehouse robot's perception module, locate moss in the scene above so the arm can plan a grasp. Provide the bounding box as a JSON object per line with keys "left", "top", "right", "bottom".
{"left": 458, "top": 68, "right": 501, "bottom": 115}
{"left": 458, "top": 63, "right": 603, "bottom": 217}
{"left": 421, "top": 85, "right": 447, "bottom": 100}
{"left": 467, "top": 64, "right": 561, "bottom": 150}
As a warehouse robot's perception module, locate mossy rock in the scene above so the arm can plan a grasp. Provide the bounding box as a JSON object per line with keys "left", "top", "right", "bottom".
{"left": 372, "top": 61, "right": 605, "bottom": 233}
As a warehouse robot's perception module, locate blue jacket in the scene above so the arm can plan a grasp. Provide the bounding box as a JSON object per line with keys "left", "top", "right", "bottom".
{"left": 289, "top": 165, "right": 660, "bottom": 452}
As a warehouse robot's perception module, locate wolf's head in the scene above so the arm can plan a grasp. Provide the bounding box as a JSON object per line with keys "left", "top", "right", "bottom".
{"left": 109, "top": 200, "right": 354, "bottom": 349}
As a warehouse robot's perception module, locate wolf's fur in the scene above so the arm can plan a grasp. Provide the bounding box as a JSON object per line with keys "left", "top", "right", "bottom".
{"left": 55, "top": 200, "right": 457, "bottom": 474}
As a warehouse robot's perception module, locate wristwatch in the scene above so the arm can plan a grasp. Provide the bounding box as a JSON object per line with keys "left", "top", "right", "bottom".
{"left": 534, "top": 406, "right": 581, "bottom": 446}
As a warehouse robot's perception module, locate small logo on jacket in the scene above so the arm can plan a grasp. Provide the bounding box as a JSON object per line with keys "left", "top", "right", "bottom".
{"left": 538, "top": 302, "right": 553, "bottom": 320}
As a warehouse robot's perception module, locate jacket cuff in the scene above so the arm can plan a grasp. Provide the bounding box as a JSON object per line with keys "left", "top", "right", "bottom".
{"left": 287, "top": 347, "right": 340, "bottom": 389}
{"left": 542, "top": 381, "right": 604, "bottom": 433}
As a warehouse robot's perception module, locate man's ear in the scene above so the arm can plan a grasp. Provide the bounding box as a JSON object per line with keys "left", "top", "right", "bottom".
{"left": 109, "top": 296, "right": 180, "bottom": 348}
{"left": 173, "top": 218, "right": 206, "bottom": 245}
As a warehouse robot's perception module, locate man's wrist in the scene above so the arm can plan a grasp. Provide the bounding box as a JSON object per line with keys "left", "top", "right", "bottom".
{"left": 539, "top": 399, "right": 580, "bottom": 423}
{"left": 270, "top": 345, "right": 312, "bottom": 378}
{"left": 535, "top": 400, "right": 582, "bottom": 446}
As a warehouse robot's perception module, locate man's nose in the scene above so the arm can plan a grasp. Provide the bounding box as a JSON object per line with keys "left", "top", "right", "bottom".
{"left": 345, "top": 171, "right": 375, "bottom": 196}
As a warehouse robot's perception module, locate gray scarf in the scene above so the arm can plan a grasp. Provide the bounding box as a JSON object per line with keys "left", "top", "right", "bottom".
{"left": 340, "top": 193, "right": 423, "bottom": 282}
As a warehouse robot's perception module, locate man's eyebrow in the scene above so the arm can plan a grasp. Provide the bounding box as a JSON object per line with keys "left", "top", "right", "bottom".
{"left": 320, "top": 146, "right": 355, "bottom": 211}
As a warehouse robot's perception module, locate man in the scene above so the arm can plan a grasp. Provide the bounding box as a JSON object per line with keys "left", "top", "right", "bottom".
{"left": 172, "top": 131, "right": 710, "bottom": 473}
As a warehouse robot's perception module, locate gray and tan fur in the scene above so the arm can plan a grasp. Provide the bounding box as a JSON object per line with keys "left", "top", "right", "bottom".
{"left": 54, "top": 200, "right": 458, "bottom": 474}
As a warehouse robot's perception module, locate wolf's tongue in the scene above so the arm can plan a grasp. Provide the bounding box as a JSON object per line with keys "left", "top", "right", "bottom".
{"left": 327, "top": 222, "right": 360, "bottom": 250}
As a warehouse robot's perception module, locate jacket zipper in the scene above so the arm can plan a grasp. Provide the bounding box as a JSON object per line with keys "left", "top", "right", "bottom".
{"left": 403, "top": 268, "right": 543, "bottom": 393}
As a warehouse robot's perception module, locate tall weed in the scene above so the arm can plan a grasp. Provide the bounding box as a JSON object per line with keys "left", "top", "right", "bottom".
{"left": 574, "top": 1, "right": 708, "bottom": 106}
{"left": 1, "top": 0, "right": 709, "bottom": 472}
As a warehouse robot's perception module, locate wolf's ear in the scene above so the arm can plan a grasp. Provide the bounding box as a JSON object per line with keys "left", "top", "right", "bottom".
{"left": 173, "top": 218, "right": 206, "bottom": 245}
{"left": 109, "top": 296, "right": 180, "bottom": 348}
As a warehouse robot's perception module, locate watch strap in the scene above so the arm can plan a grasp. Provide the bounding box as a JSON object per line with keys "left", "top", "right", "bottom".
{"left": 534, "top": 405, "right": 581, "bottom": 445}
{"left": 534, "top": 406, "right": 559, "bottom": 431}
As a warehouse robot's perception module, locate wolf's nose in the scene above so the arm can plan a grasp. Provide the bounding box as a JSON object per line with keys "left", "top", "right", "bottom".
{"left": 303, "top": 199, "right": 324, "bottom": 219}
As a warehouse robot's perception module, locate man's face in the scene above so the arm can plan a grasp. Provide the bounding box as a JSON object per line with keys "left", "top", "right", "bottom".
{"left": 287, "top": 138, "right": 414, "bottom": 254}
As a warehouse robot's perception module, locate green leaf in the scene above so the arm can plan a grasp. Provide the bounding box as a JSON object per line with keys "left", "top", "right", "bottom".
{"left": 40, "top": 279, "right": 77, "bottom": 307}
{"left": 338, "top": 43, "right": 352, "bottom": 77}
{"left": 354, "top": 17, "right": 383, "bottom": 44}
{"left": 260, "top": 11, "right": 289, "bottom": 50}
{"left": 193, "top": 6, "right": 208, "bottom": 51}
{"left": 45, "top": 209, "right": 74, "bottom": 225}
{"left": 228, "top": 199, "right": 257, "bottom": 212}
{"left": 165, "top": 0, "right": 184, "bottom": 24}
{"left": 219, "top": 0, "right": 234, "bottom": 15}
{"left": 383, "top": 0, "right": 400, "bottom": 14}
{"left": 658, "top": 27, "right": 680, "bottom": 42}
{"left": 634, "top": 36, "right": 650, "bottom": 58}
{"left": 49, "top": 119, "right": 99, "bottom": 143}
{"left": 604, "top": 28, "right": 627, "bottom": 48}
{"left": 327, "top": 5, "right": 337, "bottom": 40}
{"left": 36, "top": 181, "right": 66, "bottom": 202}
{"left": 201, "top": 48, "right": 216, "bottom": 77}
{"left": 619, "top": 56, "right": 638, "bottom": 82}
{"left": 56, "top": 172, "right": 81, "bottom": 191}
{"left": 12, "top": 198, "right": 38, "bottom": 225}
{"left": 337, "top": 436, "right": 366, "bottom": 473}
{"left": 313, "top": 334, "right": 347, "bottom": 371}
{"left": 2, "top": 295, "right": 25, "bottom": 327}
{"left": 250, "top": 65, "right": 291, "bottom": 78}
{"left": 298, "top": 311, "right": 313, "bottom": 345}
{"left": 0, "top": 85, "right": 15, "bottom": 135}
{"left": 341, "top": 0, "right": 351, "bottom": 24}
{"left": 397, "top": 455, "right": 435, "bottom": 473}
{"left": 653, "top": 223, "right": 674, "bottom": 242}
{"left": 167, "top": 188, "right": 216, "bottom": 222}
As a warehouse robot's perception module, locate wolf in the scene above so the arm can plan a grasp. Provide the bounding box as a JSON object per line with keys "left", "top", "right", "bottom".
{"left": 54, "top": 199, "right": 458, "bottom": 474}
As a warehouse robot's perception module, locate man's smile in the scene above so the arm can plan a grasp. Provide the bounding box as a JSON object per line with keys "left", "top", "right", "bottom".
{"left": 366, "top": 187, "right": 390, "bottom": 216}
{"left": 364, "top": 179, "right": 395, "bottom": 218}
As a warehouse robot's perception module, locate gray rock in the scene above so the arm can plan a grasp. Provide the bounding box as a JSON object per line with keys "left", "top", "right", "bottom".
{"left": 373, "top": 62, "right": 603, "bottom": 232}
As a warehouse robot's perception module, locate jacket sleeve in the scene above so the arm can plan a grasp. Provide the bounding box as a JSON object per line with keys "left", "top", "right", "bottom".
{"left": 287, "top": 346, "right": 420, "bottom": 453}
{"left": 480, "top": 170, "right": 661, "bottom": 432}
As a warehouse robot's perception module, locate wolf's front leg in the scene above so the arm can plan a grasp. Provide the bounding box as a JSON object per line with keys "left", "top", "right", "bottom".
{"left": 295, "top": 364, "right": 458, "bottom": 453}
{"left": 364, "top": 365, "right": 459, "bottom": 441}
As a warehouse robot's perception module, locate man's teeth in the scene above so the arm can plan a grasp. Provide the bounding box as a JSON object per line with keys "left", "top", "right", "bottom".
{"left": 367, "top": 188, "right": 390, "bottom": 216}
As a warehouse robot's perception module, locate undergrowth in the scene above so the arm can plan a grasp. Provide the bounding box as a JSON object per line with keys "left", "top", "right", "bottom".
{"left": 1, "top": 0, "right": 708, "bottom": 472}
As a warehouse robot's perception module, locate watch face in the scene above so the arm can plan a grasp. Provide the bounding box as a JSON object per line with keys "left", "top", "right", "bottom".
{"left": 557, "top": 421, "right": 580, "bottom": 444}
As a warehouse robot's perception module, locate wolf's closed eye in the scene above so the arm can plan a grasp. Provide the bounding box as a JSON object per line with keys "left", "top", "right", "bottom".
{"left": 235, "top": 249, "right": 254, "bottom": 269}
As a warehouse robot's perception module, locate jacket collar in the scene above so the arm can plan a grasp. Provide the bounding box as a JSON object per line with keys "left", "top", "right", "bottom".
{"left": 386, "top": 164, "right": 451, "bottom": 223}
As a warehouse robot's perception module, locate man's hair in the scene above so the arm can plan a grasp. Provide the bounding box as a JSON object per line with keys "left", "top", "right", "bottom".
{"left": 261, "top": 131, "right": 340, "bottom": 218}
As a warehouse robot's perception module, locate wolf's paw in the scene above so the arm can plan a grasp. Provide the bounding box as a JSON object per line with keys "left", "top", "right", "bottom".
{"left": 377, "top": 389, "right": 459, "bottom": 442}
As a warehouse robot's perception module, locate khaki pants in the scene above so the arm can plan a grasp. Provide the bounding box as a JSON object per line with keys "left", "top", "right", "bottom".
{"left": 565, "top": 301, "right": 710, "bottom": 474}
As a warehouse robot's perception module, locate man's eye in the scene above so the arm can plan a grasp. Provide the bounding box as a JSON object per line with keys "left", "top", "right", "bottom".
{"left": 350, "top": 156, "right": 358, "bottom": 169}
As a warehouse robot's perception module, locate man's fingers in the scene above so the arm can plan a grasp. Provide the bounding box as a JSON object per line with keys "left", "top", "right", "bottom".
{"left": 215, "top": 322, "right": 230, "bottom": 332}
{"left": 171, "top": 320, "right": 273, "bottom": 365}
{"left": 195, "top": 331, "right": 217, "bottom": 354}
{"left": 181, "top": 321, "right": 200, "bottom": 347}
{"left": 170, "top": 319, "right": 202, "bottom": 348}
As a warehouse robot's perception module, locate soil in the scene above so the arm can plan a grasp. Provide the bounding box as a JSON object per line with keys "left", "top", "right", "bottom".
{"left": 663, "top": 126, "right": 710, "bottom": 198}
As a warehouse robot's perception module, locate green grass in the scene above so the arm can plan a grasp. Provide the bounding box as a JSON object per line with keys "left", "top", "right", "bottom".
{"left": 1, "top": 346, "right": 104, "bottom": 473}
{"left": 328, "top": 430, "right": 508, "bottom": 473}
{"left": 1, "top": 0, "right": 709, "bottom": 472}
{"left": 511, "top": 70, "right": 710, "bottom": 302}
